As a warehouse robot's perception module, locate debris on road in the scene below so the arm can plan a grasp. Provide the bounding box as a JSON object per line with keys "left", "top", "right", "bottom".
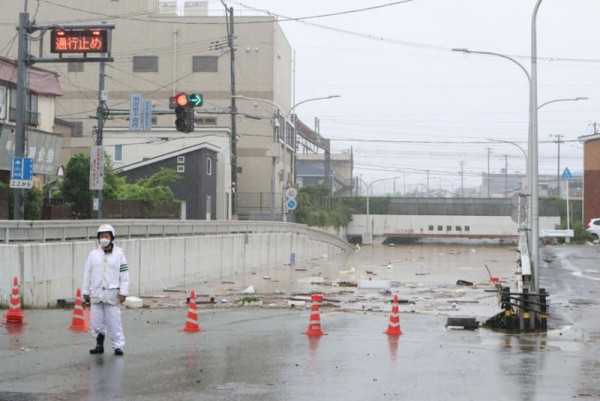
{"left": 456, "top": 280, "right": 474, "bottom": 286}
{"left": 242, "top": 286, "right": 256, "bottom": 294}
{"left": 124, "top": 296, "right": 144, "bottom": 309}
{"left": 446, "top": 317, "right": 479, "bottom": 330}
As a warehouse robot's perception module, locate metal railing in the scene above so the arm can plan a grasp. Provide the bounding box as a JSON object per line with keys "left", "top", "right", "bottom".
{"left": 0, "top": 219, "right": 354, "bottom": 252}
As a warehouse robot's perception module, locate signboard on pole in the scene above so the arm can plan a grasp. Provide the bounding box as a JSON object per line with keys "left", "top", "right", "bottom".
{"left": 129, "top": 94, "right": 143, "bottom": 131}
{"left": 561, "top": 167, "right": 572, "bottom": 181}
{"left": 142, "top": 99, "right": 152, "bottom": 132}
{"left": 89, "top": 146, "right": 104, "bottom": 190}
{"left": 10, "top": 157, "right": 33, "bottom": 189}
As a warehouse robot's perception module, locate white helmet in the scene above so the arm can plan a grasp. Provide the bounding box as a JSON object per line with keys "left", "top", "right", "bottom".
{"left": 97, "top": 224, "right": 115, "bottom": 240}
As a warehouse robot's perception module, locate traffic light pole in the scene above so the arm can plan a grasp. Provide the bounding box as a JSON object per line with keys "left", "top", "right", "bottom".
{"left": 13, "top": 12, "right": 29, "bottom": 220}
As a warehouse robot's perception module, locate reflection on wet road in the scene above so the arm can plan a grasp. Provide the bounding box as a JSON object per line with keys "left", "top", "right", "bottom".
{"left": 0, "top": 244, "right": 598, "bottom": 400}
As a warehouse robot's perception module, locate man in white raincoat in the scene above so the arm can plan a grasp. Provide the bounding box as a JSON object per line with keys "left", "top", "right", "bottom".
{"left": 83, "top": 224, "right": 129, "bottom": 356}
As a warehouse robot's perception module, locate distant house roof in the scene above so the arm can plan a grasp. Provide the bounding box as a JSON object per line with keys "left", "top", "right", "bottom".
{"left": 578, "top": 133, "right": 600, "bottom": 143}
{"left": 117, "top": 142, "right": 221, "bottom": 173}
{"left": 0, "top": 57, "right": 62, "bottom": 96}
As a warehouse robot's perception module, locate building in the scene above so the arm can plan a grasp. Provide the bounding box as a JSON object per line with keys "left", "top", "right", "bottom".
{"left": 296, "top": 151, "right": 354, "bottom": 196}
{"left": 103, "top": 127, "right": 231, "bottom": 219}
{"left": 0, "top": 57, "right": 64, "bottom": 184}
{"left": 578, "top": 133, "right": 600, "bottom": 223}
{"left": 0, "top": 0, "right": 300, "bottom": 219}
{"left": 118, "top": 143, "right": 218, "bottom": 220}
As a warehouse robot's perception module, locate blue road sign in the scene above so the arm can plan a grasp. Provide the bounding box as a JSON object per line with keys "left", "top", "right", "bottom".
{"left": 561, "top": 167, "right": 573, "bottom": 181}
{"left": 286, "top": 198, "right": 298, "bottom": 211}
{"left": 10, "top": 157, "right": 34, "bottom": 189}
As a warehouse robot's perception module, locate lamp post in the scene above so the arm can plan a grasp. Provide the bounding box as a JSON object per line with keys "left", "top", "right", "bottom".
{"left": 234, "top": 95, "right": 340, "bottom": 221}
{"left": 358, "top": 176, "right": 405, "bottom": 245}
{"left": 453, "top": 40, "right": 587, "bottom": 292}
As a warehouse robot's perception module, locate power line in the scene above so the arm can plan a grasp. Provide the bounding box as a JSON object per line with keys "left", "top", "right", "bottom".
{"left": 38, "top": 0, "right": 414, "bottom": 25}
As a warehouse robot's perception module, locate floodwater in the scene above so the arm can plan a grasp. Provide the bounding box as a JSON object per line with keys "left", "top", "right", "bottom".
{"left": 0, "top": 243, "right": 598, "bottom": 400}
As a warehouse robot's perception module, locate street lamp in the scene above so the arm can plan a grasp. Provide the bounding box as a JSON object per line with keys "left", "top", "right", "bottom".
{"left": 358, "top": 175, "right": 405, "bottom": 245}
{"left": 453, "top": 41, "right": 587, "bottom": 292}
{"left": 233, "top": 95, "right": 340, "bottom": 221}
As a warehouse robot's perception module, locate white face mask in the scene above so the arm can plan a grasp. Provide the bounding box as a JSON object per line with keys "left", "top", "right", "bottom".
{"left": 99, "top": 238, "right": 111, "bottom": 248}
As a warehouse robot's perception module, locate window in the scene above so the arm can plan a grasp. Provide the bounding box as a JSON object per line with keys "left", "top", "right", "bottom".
{"left": 177, "top": 156, "right": 185, "bottom": 164}
{"left": 446, "top": 226, "right": 452, "bottom": 231}
{"left": 428, "top": 225, "right": 434, "bottom": 231}
{"left": 0, "top": 86, "right": 6, "bottom": 120}
{"left": 133, "top": 56, "right": 159, "bottom": 72}
{"left": 71, "top": 121, "right": 83, "bottom": 137}
{"left": 114, "top": 145, "right": 123, "bottom": 162}
{"left": 465, "top": 226, "right": 470, "bottom": 232}
{"left": 9, "top": 88, "right": 39, "bottom": 126}
{"left": 437, "top": 225, "right": 443, "bottom": 231}
{"left": 68, "top": 62, "right": 84, "bottom": 72}
{"left": 177, "top": 165, "right": 185, "bottom": 173}
{"left": 456, "top": 226, "right": 462, "bottom": 231}
{"left": 237, "top": 166, "right": 243, "bottom": 174}
{"left": 206, "top": 158, "right": 212, "bottom": 175}
{"left": 193, "top": 56, "right": 218, "bottom": 72}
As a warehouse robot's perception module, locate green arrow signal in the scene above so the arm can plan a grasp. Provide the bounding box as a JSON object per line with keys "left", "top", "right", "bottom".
{"left": 188, "top": 93, "right": 203, "bottom": 107}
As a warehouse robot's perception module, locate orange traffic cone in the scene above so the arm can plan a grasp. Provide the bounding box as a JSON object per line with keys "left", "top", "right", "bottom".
{"left": 5, "top": 277, "right": 24, "bottom": 324}
{"left": 183, "top": 290, "right": 204, "bottom": 333}
{"left": 384, "top": 295, "right": 403, "bottom": 335}
{"left": 303, "top": 293, "right": 326, "bottom": 336}
{"left": 69, "top": 289, "right": 87, "bottom": 331}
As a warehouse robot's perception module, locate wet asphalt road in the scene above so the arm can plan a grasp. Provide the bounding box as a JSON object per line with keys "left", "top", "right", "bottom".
{"left": 0, "top": 244, "right": 599, "bottom": 401}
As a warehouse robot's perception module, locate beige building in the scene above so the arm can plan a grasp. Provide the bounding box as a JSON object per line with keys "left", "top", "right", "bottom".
{"left": 0, "top": 0, "right": 295, "bottom": 218}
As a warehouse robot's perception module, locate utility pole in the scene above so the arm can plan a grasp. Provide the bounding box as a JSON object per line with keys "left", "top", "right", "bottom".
{"left": 223, "top": 2, "right": 238, "bottom": 218}
{"left": 13, "top": 11, "right": 29, "bottom": 220}
{"left": 459, "top": 160, "right": 465, "bottom": 197}
{"left": 426, "top": 170, "right": 430, "bottom": 197}
{"left": 550, "top": 134, "right": 564, "bottom": 197}
{"left": 95, "top": 60, "right": 107, "bottom": 220}
{"left": 270, "top": 111, "right": 278, "bottom": 221}
{"left": 486, "top": 148, "right": 492, "bottom": 197}
{"left": 504, "top": 154, "right": 508, "bottom": 198}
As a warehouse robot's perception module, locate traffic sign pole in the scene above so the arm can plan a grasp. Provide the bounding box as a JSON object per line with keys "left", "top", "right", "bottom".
{"left": 561, "top": 167, "right": 572, "bottom": 244}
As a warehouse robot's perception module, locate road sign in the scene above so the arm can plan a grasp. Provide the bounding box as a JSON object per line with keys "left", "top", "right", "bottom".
{"left": 50, "top": 28, "right": 109, "bottom": 54}
{"left": 285, "top": 187, "right": 297, "bottom": 199}
{"left": 188, "top": 93, "right": 203, "bottom": 107}
{"left": 142, "top": 99, "right": 152, "bottom": 132}
{"left": 286, "top": 198, "right": 298, "bottom": 211}
{"left": 129, "top": 94, "right": 143, "bottom": 131}
{"left": 89, "top": 146, "right": 104, "bottom": 190}
{"left": 10, "top": 157, "right": 33, "bottom": 189}
{"left": 561, "top": 167, "right": 573, "bottom": 181}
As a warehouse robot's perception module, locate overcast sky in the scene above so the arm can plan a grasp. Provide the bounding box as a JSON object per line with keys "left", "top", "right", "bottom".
{"left": 213, "top": 0, "right": 600, "bottom": 195}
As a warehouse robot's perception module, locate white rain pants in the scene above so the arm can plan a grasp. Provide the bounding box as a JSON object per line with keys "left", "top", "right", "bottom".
{"left": 90, "top": 302, "right": 125, "bottom": 349}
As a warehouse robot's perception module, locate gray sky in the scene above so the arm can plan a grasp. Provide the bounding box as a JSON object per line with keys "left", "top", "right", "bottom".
{"left": 218, "top": 0, "right": 600, "bottom": 194}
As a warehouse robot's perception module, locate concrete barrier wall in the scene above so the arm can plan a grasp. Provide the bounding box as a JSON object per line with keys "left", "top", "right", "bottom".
{"left": 347, "top": 214, "right": 560, "bottom": 237}
{"left": 0, "top": 232, "right": 344, "bottom": 307}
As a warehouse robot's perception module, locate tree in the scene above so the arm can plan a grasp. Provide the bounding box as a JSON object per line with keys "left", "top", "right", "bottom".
{"left": 295, "top": 184, "right": 352, "bottom": 229}
{"left": 61, "top": 153, "right": 92, "bottom": 217}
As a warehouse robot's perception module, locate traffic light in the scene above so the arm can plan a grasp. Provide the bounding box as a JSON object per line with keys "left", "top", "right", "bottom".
{"left": 169, "top": 93, "right": 203, "bottom": 133}
{"left": 172, "top": 93, "right": 194, "bottom": 133}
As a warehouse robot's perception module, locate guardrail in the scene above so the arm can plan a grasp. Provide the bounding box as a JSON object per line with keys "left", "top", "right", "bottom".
{"left": 0, "top": 220, "right": 354, "bottom": 252}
